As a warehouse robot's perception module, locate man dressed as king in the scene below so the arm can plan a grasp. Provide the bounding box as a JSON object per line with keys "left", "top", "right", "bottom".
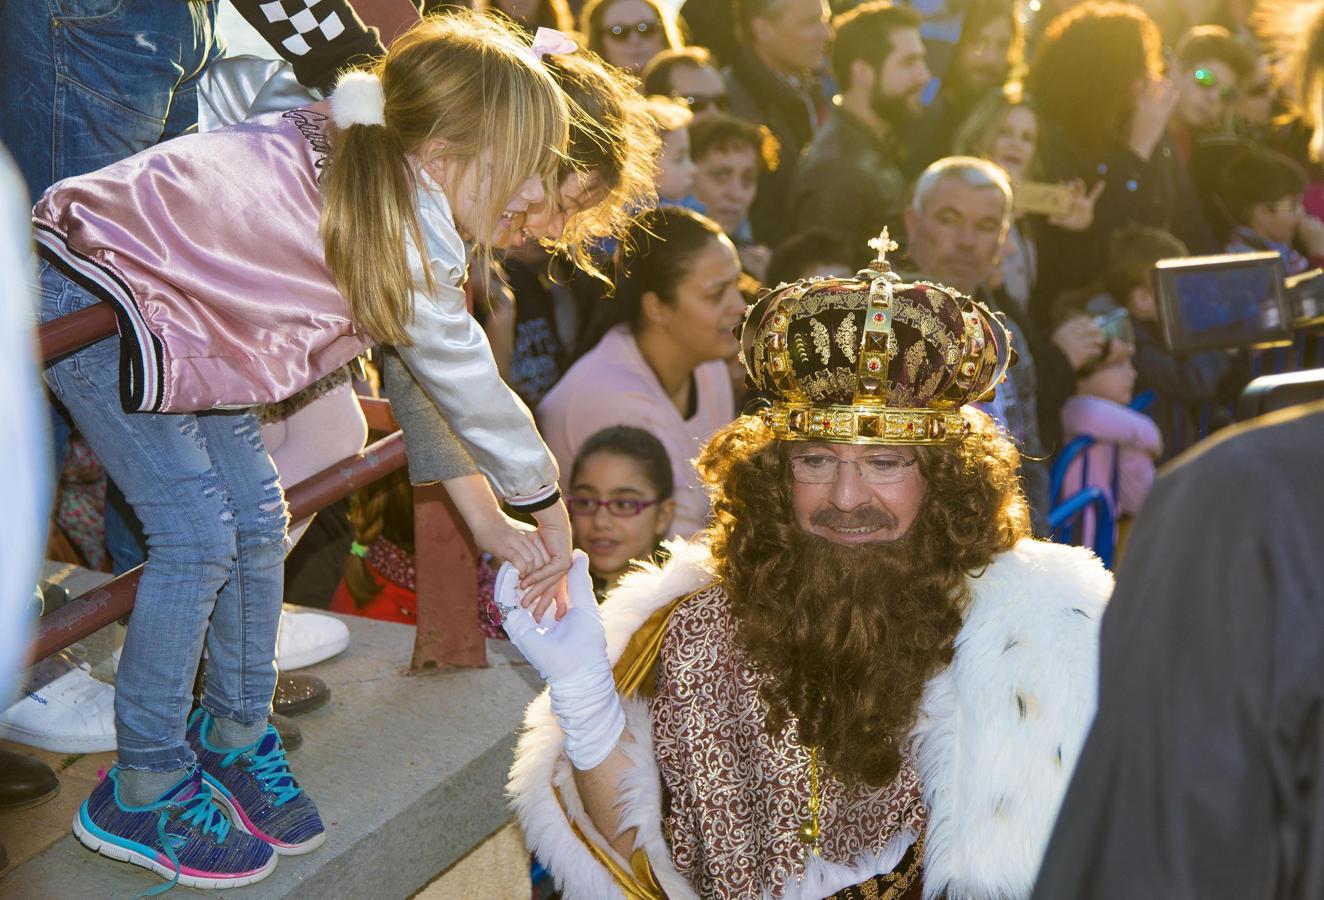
{"left": 500, "top": 231, "right": 1112, "bottom": 899}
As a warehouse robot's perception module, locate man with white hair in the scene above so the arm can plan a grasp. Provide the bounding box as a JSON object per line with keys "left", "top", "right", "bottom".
{"left": 904, "top": 156, "right": 1054, "bottom": 532}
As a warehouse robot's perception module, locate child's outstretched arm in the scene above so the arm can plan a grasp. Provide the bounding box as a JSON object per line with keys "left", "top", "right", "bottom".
{"left": 383, "top": 349, "right": 570, "bottom": 616}
{"left": 394, "top": 240, "right": 563, "bottom": 514}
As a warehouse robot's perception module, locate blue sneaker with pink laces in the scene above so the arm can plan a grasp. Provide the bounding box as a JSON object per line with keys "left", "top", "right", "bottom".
{"left": 186, "top": 709, "right": 326, "bottom": 855}
{"left": 73, "top": 765, "right": 276, "bottom": 892}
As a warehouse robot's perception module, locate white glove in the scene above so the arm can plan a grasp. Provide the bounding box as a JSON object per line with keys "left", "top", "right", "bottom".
{"left": 497, "top": 550, "right": 625, "bottom": 770}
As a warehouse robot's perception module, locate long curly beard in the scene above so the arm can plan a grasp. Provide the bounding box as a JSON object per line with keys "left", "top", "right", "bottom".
{"left": 725, "top": 506, "right": 967, "bottom": 788}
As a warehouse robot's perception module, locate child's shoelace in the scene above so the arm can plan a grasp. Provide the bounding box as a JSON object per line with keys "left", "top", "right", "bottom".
{"left": 221, "top": 738, "right": 302, "bottom": 807}
{"left": 137, "top": 785, "right": 231, "bottom": 899}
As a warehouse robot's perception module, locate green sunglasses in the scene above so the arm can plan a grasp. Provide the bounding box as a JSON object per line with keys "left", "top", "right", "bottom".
{"left": 1193, "top": 66, "right": 1239, "bottom": 102}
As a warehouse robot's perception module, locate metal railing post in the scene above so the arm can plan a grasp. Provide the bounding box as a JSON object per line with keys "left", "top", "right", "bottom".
{"left": 409, "top": 483, "right": 485, "bottom": 671}
{"left": 33, "top": 301, "right": 490, "bottom": 671}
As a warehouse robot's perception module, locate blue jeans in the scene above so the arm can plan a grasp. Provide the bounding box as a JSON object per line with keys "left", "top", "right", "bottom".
{"left": 38, "top": 262, "right": 288, "bottom": 773}
{"left": 0, "top": 0, "right": 223, "bottom": 203}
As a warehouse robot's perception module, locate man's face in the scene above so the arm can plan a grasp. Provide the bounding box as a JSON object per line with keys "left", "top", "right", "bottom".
{"left": 871, "top": 27, "right": 931, "bottom": 125}
{"left": 752, "top": 0, "right": 832, "bottom": 75}
{"left": 692, "top": 144, "right": 759, "bottom": 236}
{"left": 904, "top": 175, "right": 1009, "bottom": 295}
{"left": 790, "top": 443, "right": 926, "bottom": 545}
{"left": 1175, "top": 59, "right": 1239, "bottom": 130}
{"left": 955, "top": 16, "right": 1013, "bottom": 97}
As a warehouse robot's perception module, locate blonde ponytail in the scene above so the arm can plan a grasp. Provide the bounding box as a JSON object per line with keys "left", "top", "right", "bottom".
{"left": 322, "top": 107, "right": 427, "bottom": 345}
{"left": 322, "top": 10, "right": 569, "bottom": 345}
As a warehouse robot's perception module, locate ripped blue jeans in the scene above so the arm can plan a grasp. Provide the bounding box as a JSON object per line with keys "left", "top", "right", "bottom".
{"left": 38, "top": 262, "right": 288, "bottom": 773}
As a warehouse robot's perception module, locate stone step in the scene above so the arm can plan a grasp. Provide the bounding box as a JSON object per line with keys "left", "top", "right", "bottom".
{"left": 0, "top": 607, "right": 540, "bottom": 898}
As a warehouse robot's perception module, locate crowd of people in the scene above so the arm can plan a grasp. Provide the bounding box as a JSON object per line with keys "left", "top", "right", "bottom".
{"left": 5, "top": 0, "right": 1324, "bottom": 895}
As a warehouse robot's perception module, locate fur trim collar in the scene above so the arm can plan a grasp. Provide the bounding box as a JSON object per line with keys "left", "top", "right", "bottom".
{"left": 509, "top": 538, "right": 1110, "bottom": 900}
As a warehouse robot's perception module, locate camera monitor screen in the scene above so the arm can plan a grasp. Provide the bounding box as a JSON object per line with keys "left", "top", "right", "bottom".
{"left": 1287, "top": 267, "right": 1324, "bottom": 328}
{"left": 1153, "top": 252, "right": 1292, "bottom": 355}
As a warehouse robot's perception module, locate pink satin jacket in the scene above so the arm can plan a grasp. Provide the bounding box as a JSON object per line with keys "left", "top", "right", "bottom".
{"left": 33, "top": 103, "right": 370, "bottom": 415}
{"left": 32, "top": 99, "right": 558, "bottom": 503}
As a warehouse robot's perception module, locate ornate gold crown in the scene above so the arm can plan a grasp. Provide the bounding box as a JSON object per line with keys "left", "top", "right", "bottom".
{"left": 739, "top": 229, "right": 1013, "bottom": 445}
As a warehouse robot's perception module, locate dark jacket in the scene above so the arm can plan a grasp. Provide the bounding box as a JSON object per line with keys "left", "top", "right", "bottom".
{"left": 1030, "top": 128, "right": 1217, "bottom": 330}
{"left": 723, "top": 46, "right": 821, "bottom": 246}
{"left": 1032, "top": 402, "right": 1324, "bottom": 900}
{"left": 993, "top": 285, "right": 1079, "bottom": 454}
{"left": 1132, "top": 317, "right": 1234, "bottom": 457}
{"left": 789, "top": 105, "right": 909, "bottom": 251}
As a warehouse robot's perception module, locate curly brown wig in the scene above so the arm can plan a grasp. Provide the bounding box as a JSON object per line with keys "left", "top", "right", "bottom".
{"left": 695, "top": 409, "right": 1030, "bottom": 787}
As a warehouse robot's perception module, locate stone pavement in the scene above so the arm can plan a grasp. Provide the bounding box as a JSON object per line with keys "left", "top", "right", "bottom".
{"left": 0, "top": 594, "right": 541, "bottom": 899}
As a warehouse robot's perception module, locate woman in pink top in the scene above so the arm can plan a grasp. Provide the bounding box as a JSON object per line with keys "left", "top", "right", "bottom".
{"left": 538, "top": 207, "right": 743, "bottom": 536}
{"left": 1060, "top": 342, "right": 1163, "bottom": 548}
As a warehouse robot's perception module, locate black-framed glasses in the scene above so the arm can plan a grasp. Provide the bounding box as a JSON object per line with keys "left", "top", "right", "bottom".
{"left": 1193, "top": 66, "right": 1239, "bottom": 101}
{"left": 789, "top": 453, "right": 918, "bottom": 485}
{"left": 677, "top": 93, "right": 730, "bottom": 114}
{"left": 568, "top": 495, "right": 661, "bottom": 517}
{"left": 604, "top": 20, "right": 660, "bottom": 41}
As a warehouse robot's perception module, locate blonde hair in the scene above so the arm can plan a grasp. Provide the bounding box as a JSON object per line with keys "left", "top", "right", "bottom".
{"left": 321, "top": 11, "right": 569, "bottom": 345}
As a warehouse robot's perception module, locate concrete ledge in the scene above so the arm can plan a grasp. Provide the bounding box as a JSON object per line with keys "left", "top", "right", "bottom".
{"left": 1, "top": 612, "right": 542, "bottom": 898}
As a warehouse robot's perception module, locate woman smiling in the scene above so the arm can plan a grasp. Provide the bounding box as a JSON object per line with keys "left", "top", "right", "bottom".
{"left": 537, "top": 206, "right": 743, "bottom": 536}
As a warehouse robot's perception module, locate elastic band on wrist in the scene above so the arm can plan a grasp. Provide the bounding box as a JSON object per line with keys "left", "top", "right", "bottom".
{"left": 508, "top": 488, "right": 562, "bottom": 514}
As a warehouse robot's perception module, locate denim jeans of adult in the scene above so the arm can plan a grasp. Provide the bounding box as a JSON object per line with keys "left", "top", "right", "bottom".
{"left": 38, "top": 261, "right": 288, "bottom": 773}
{"left": 1, "top": 0, "right": 223, "bottom": 557}
{"left": 0, "top": 0, "right": 224, "bottom": 203}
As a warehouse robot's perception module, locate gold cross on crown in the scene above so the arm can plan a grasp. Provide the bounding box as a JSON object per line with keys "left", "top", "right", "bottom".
{"left": 868, "top": 227, "right": 898, "bottom": 263}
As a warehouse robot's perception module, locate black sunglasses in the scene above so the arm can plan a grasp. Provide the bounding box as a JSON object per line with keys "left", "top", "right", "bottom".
{"left": 604, "top": 20, "right": 660, "bottom": 41}
{"left": 678, "top": 93, "right": 730, "bottom": 114}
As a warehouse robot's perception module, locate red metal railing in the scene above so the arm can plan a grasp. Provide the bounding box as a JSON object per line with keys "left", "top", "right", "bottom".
{"left": 32, "top": 303, "right": 484, "bottom": 671}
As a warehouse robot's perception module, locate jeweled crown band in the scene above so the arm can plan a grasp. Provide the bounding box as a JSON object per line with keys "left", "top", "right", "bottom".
{"left": 761, "top": 404, "right": 971, "bottom": 445}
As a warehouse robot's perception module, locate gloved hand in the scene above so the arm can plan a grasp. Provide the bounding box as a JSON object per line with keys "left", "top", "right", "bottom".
{"left": 497, "top": 550, "right": 625, "bottom": 770}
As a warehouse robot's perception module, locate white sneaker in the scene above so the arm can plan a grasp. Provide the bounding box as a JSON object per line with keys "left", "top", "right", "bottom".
{"left": 0, "top": 653, "right": 116, "bottom": 753}
{"left": 275, "top": 606, "right": 350, "bottom": 671}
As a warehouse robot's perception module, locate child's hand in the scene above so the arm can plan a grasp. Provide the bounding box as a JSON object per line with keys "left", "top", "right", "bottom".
{"left": 518, "top": 500, "right": 574, "bottom": 622}
{"left": 1297, "top": 214, "right": 1324, "bottom": 258}
{"left": 470, "top": 514, "right": 550, "bottom": 584}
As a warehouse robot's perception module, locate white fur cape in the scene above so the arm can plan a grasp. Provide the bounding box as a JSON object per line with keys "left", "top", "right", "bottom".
{"left": 507, "top": 537, "right": 1112, "bottom": 900}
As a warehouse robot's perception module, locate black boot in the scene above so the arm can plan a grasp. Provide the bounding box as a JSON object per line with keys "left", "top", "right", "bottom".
{"left": 268, "top": 711, "right": 302, "bottom": 751}
{"left": 0, "top": 749, "right": 60, "bottom": 811}
{"left": 272, "top": 671, "right": 330, "bottom": 717}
